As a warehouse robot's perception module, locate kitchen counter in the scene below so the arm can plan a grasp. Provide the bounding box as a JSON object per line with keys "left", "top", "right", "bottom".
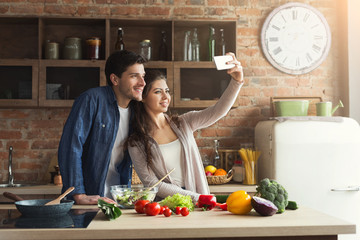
{"left": 0, "top": 204, "right": 355, "bottom": 240}
{"left": 0, "top": 185, "right": 62, "bottom": 195}
{"left": 209, "top": 182, "right": 257, "bottom": 194}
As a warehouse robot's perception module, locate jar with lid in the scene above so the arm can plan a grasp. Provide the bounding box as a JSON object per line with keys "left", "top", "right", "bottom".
{"left": 63, "top": 37, "right": 82, "bottom": 60}
{"left": 139, "top": 39, "right": 152, "bottom": 61}
{"left": 232, "top": 160, "right": 244, "bottom": 183}
{"left": 86, "top": 37, "right": 101, "bottom": 60}
{"left": 45, "top": 41, "right": 59, "bottom": 59}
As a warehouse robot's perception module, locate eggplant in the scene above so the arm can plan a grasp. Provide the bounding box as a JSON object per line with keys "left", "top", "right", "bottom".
{"left": 251, "top": 196, "right": 278, "bottom": 216}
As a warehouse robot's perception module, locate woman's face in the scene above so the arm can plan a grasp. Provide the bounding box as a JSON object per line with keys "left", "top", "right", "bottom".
{"left": 142, "top": 79, "right": 171, "bottom": 114}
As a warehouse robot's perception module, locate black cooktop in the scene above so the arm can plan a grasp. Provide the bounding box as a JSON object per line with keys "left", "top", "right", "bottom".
{"left": 0, "top": 208, "right": 98, "bottom": 229}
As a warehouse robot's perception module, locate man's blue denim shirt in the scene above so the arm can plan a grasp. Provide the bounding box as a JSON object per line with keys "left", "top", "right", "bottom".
{"left": 58, "top": 86, "right": 133, "bottom": 199}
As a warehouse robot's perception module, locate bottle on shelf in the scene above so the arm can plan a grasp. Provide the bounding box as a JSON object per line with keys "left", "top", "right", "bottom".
{"left": 159, "top": 30, "right": 168, "bottom": 61}
{"left": 115, "top": 27, "right": 125, "bottom": 51}
{"left": 213, "top": 139, "right": 220, "bottom": 167}
{"left": 191, "top": 28, "right": 200, "bottom": 62}
{"left": 183, "top": 30, "right": 192, "bottom": 61}
{"left": 208, "top": 26, "right": 216, "bottom": 61}
{"left": 218, "top": 28, "right": 226, "bottom": 56}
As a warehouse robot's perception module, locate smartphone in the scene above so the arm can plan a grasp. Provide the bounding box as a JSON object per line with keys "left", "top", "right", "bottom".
{"left": 213, "top": 55, "right": 235, "bottom": 70}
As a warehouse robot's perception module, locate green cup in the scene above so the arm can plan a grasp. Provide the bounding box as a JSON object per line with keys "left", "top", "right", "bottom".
{"left": 316, "top": 102, "right": 332, "bottom": 116}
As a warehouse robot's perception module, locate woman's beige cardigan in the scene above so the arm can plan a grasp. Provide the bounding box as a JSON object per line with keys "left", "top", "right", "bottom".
{"left": 128, "top": 79, "right": 243, "bottom": 202}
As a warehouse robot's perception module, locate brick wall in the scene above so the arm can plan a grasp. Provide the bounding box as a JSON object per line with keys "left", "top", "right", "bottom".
{"left": 0, "top": 0, "right": 347, "bottom": 183}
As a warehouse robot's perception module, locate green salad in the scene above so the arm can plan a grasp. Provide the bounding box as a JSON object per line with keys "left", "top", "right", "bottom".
{"left": 159, "top": 193, "right": 195, "bottom": 212}
{"left": 114, "top": 189, "right": 154, "bottom": 208}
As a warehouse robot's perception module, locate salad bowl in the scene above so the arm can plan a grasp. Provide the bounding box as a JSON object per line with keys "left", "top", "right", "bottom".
{"left": 110, "top": 185, "right": 158, "bottom": 209}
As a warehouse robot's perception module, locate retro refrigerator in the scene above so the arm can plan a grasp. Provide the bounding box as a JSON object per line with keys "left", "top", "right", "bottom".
{"left": 255, "top": 117, "right": 360, "bottom": 240}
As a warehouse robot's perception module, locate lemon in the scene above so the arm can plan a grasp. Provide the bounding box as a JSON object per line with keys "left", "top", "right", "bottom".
{"left": 204, "top": 165, "right": 217, "bottom": 174}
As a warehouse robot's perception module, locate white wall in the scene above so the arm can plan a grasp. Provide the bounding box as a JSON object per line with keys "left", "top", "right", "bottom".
{"left": 348, "top": 0, "right": 360, "bottom": 123}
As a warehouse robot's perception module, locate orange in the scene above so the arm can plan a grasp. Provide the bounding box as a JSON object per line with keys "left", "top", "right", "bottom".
{"left": 226, "top": 190, "right": 252, "bottom": 215}
{"left": 213, "top": 168, "right": 227, "bottom": 176}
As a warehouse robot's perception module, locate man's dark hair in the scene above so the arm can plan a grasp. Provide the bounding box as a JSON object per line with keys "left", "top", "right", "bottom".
{"left": 105, "top": 50, "right": 146, "bottom": 86}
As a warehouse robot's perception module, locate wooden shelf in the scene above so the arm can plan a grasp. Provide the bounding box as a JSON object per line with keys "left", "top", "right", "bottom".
{"left": 0, "top": 59, "right": 38, "bottom": 107}
{"left": 0, "top": 16, "right": 236, "bottom": 108}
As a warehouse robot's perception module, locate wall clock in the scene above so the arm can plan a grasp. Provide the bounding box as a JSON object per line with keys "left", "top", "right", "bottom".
{"left": 261, "top": 2, "right": 331, "bottom": 75}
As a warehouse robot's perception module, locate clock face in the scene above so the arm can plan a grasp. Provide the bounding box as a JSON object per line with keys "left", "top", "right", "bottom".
{"left": 261, "top": 2, "right": 331, "bottom": 75}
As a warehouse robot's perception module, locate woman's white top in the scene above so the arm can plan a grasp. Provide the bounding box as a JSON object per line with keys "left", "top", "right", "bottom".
{"left": 158, "top": 139, "right": 184, "bottom": 187}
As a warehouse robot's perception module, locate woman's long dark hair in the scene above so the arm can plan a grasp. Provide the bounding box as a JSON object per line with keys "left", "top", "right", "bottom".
{"left": 125, "top": 70, "right": 179, "bottom": 164}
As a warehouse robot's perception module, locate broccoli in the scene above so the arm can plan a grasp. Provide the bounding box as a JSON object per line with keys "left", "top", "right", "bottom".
{"left": 255, "top": 178, "right": 288, "bottom": 213}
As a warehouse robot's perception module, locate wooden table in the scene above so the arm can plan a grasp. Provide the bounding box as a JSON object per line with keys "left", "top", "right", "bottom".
{"left": 0, "top": 205, "right": 355, "bottom": 240}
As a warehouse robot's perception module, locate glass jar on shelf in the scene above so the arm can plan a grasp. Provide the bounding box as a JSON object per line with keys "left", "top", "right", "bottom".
{"left": 86, "top": 37, "right": 101, "bottom": 60}
{"left": 232, "top": 160, "right": 244, "bottom": 183}
{"left": 139, "top": 39, "right": 152, "bottom": 61}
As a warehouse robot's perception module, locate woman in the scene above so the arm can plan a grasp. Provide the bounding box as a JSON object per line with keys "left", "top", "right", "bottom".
{"left": 126, "top": 52, "right": 244, "bottom": 202}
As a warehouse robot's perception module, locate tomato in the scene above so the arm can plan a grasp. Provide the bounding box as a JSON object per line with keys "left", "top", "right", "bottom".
{"left": 163, "top": 208, "right": 172, "bottom": 217}
{"left": 134, "top": 200, "right": 150, "bottom": 214}
{"left": 159, "top": 206, "right": 165, "bottom": 215}
{"left": 175, "top": 206, "right": 181, "bottom": 215}
{"left": 144, "top": 202, "right": 161, "bottom": 216}
{"left": 180, "top": 207, "right": 189, "bottom": 216}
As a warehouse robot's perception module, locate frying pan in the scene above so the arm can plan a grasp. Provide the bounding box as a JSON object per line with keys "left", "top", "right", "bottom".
{"left": 3, "top": 192, "right": 74, "bottom": 218}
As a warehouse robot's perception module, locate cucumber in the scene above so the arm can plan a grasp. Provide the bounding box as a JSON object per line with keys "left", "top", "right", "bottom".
{"left": 215, "top": 194, "right": 229, "bottom": 203}
{"left": 286, "top": 200, "right": 298, "bottom": 210}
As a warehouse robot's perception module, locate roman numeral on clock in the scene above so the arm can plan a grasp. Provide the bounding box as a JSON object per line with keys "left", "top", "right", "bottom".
{"left": 292, "top": 10, "right": 298, "bottom": 20}
{"left": 269, "top": 37, "right": 278, "bottom": 42}
{"left": 306, "top": 53, "right": 313, "bottom": 62}
{"left": 303, "top": 13, "right": 310, "bottom": 22}
{"left": 273, "top": 47, "right": 282, "bottom": 55}
{"left": 272, "top": 25, "right": 280, "bottom": 31}
{"left": 312, "top": 44, "right": 321, "bottom": 53}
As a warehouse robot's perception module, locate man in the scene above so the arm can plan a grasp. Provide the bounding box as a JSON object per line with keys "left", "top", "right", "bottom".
{"left": 58, "top": 50, "right": 146, "bottom": 204}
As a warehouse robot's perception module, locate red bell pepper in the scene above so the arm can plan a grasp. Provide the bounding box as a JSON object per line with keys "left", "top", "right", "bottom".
{"left": 198, "top": 195, "right": 217, "bottom": 211}
{"left": 219, "top": 203, "right": 227, "bottom": 211}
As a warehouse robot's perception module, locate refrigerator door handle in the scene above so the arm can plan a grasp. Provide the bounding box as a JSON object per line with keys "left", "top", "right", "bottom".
{"left": 331, "top": 186, "right": 360, "bottom": 191}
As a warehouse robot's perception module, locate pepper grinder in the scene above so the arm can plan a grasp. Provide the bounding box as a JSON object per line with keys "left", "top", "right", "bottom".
{"left": 54, "top": 165, "right": 62, "bottom": 186}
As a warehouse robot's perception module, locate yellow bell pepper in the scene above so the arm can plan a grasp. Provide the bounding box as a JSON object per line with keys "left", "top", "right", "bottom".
{"left": 226, "top": 190, "right": 252, "bottom": 215}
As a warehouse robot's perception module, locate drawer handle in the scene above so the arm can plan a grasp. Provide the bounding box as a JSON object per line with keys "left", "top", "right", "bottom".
{"left": 331, "top": 186, "right": 360, "bottom": 191}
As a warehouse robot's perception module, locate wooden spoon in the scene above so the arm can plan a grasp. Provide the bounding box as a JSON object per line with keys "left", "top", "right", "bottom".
{"left": 146, "top": 168, "right": 175, "bottom": 192}
{"left": 3, "top": 192, "right": 24, "bottom": 202}
{"left": 45, "top": 186, "right": 75, "bottom": 205}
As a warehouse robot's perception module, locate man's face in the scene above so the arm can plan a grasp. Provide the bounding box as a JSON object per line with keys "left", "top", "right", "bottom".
{"left": 112, "top": 63, "right": 146, "bottom": 104}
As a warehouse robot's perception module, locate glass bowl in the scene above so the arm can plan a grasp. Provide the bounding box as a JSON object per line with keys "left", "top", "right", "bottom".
{"left": 110, "top": 185, "right": 158, "bottom": 209}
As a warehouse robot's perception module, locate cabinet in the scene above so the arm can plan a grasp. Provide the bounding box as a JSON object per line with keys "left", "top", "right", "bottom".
{"left": 0, "top": 17, "right": 236, "bottom": 108}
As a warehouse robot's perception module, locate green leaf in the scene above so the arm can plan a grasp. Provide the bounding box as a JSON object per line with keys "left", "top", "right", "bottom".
{"left": 98, "top": 199, "right": 122, "bottom": 220}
